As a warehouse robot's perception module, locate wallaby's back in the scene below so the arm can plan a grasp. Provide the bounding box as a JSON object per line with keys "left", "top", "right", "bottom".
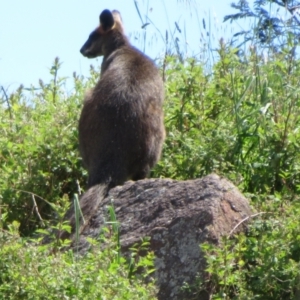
{"left": 79, "top": 9, "right": 165, "bottom": 188}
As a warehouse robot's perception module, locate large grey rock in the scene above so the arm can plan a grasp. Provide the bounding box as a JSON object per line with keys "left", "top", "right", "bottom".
{"left": 74, "top": 174, "right": 251, "bottom": 299}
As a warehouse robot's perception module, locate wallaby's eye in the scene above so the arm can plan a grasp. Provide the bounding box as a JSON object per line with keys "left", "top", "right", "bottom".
{"left": 89, "top": 30, "right": 100, "bottom": 40}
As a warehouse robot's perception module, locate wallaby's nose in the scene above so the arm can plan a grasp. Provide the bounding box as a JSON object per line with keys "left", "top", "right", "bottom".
{"left": 80, "top": 47, "right": 89, "bottom": 58}
{"left": 80, "top": 46, "right": 86, "bottom": 56}
{"left": 80, "top": 44, "right": 93, "bottom": 58}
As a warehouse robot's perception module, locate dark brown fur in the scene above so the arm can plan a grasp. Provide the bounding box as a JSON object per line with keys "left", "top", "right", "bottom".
{"left": 79, "top": 9, "right": 165, "bottom": 188}
{"left": 61, "top": 9, "right": 165, "bottom": 240}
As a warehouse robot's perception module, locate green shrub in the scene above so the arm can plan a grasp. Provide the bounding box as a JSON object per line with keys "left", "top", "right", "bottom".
{"left": 0, "top": 224, "right": 156, "bottom": 299}
{"left": 199, "top": 198, "right": 300, "bottom": 299}
{"left": 155, "top": 46, "right": 300, "bottom": 196}
{"left": 0, "top": 58, "right": 92, "bottom": 234}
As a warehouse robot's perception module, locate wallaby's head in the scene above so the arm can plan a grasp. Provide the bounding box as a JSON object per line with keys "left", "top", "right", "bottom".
{"left": 80, "top": 9, "right": 126, "bottom": 58}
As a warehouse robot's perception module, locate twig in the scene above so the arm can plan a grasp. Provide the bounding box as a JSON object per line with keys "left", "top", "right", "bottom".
{"left": 12, "top": 188, "right": 50, "bottom": 205}
{"left": 32, "top": 194, "right": 45, "bottom": 227}
{"left": 229, "top": 212, "right": 271, "bottom": 236}
{"left": 1, "top": 86, "right": 12, "bottom": 120}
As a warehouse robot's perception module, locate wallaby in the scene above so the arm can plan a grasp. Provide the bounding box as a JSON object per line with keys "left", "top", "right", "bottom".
{"left": 61, "top": 9, "right": 165, "bottom": 240}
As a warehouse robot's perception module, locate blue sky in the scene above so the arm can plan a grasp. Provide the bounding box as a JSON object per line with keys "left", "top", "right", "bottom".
{"left": 0, "top": 0, "right": 253, "bottom": 92}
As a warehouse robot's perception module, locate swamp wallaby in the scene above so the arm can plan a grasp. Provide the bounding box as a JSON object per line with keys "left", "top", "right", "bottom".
{"left": 62, "top": 9, "right": 165, "bottom": 239}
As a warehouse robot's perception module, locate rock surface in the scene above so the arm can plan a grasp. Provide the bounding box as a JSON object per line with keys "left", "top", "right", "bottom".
{"left": 74, "top": 174, "right": 251, "bottom": 300}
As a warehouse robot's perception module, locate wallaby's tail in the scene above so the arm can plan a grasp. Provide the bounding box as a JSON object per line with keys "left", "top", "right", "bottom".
{"left": 59, "top": 183, "right": 109, "bottom": 241}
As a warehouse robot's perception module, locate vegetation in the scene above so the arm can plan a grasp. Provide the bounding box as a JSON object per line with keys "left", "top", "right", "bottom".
{"left": 2, "top": 1, "right": 300, "bottom": 298}
{"left": 0, "top": 219, "right": 156, "bottom": 299}
{"left": 225, "top": 0, "right": 300, "bottom": 52}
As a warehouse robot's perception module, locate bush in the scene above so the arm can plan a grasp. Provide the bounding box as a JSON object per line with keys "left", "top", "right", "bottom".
{"left": 157, "top": 46, "right": 300, "bottom": 195}
{"left": 0, "top": 58, "right": 93, "bottom": 234}
{"left": 0, "top": 223, "right": 156, "bottom": 299}
{"left": 200, "top": 199, "right": 300, "bottom": 299}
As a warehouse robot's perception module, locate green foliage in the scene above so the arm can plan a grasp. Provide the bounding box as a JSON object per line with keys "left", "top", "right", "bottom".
{"left": 199, "top": 199, "right": 300, "bottom": 299}
{"left": 0, "top": 58, "right": 96, "bottom": 235}
{"left": 225, "top": 0, "right": 300, "bottom": 55}
{"left": 0, "top": 227, "right": 156, "bottom": 299}
{"left": 154, "top": 44, "right": 300, "bottom": 196}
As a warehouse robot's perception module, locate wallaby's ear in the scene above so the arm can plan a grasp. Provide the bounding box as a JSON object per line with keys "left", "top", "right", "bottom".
{"left": 111, "top": 10, "right": 122, "bottom": 25}
{"left": 99, "top": 9, "right": 115, "bottom": 31}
